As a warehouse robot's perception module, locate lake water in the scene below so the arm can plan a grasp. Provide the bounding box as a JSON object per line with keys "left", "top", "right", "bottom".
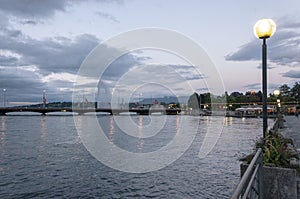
{"left": 0, "top": 115, "right": 272, "bottom": 198}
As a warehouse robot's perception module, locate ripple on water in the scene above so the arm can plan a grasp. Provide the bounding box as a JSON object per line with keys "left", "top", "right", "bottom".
{"left": 0, "top": 116, "right": 269, "bottom": 198}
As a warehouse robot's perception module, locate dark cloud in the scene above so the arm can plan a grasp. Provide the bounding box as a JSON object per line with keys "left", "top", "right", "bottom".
{"left": 225, "top": 40, "right": 260, "bottom": 62}
{"left": 256, "top": 63, "right": 276, "bottom": 69}
{"left": 0, "top": 55, "right": 18, "bottom": 66}
{"left": 101, "top": 53, "right": 142, "bottom": 81}
{"left": 226, "top": 17, "right": 300, "bottom": 69}
{"left": 0, "top": 26, "right": 100, "bottom": 74}
{"left": 0, "top": 23, "right": 144, "bottom": 103}
{"left": 0, "top": 67, "right": 44, "bottom": 102}
{"left": 0, "top": 31, "right": 143, "bottom": 102}
{"left": 282, "top": 70, "right": 300, "bottom": 79}
{"left": 0, "top": 0, "right": 123, "bottom": 19}
{"left": 0, "top": 0, "right": 129, "bottom": 104}
{"left": 0, "top": 0, "right": 72, "bottom": 18}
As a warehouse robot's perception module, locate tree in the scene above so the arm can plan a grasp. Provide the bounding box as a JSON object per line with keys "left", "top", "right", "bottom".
{"left": 291, "top": 82, "right": 300, "bottom": 103}
{"left": 200, "top": 92, "right": 211, "bottom": 109}
{"left": 279, "top": 84, "right": 291, "bottom": 97}
{"left": 257, "top": 91, "right": 263, "bottom": 102}
{"left": 230, "top": 92, "right": 243, "bottom": 98}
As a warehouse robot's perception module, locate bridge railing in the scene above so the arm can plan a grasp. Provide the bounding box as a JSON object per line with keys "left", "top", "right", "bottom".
{"left": 231, "top": 148, "right": 263, "bottom": 199}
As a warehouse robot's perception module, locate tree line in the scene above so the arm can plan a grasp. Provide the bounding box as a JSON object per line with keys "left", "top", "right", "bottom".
{"left": 188, "top": 82, "right": 300, "bottom": 110}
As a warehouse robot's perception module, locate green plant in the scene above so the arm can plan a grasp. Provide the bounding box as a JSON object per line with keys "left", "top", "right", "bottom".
{"left": 241, "top": 131, "right": 299, "bottom": 169}
{"left": 256, "top": 132, "right": 298, "bottom": 167}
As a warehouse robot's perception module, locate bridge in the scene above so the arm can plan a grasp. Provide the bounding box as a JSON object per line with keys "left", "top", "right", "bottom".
{"left": 0, "top": 107, "right": 181, "bottom": 116}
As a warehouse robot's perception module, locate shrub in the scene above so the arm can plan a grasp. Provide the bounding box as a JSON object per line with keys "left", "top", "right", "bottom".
{"left": 241, "top": 131, "right": 298, "bottom": 168}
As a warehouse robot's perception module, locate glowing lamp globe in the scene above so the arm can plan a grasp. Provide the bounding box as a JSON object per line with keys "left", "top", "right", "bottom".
{"left": 273, "top": 90, "right": 280, "bottom": 97}
{"left": 253, "top": 18, "right": 276, "bottom": 39}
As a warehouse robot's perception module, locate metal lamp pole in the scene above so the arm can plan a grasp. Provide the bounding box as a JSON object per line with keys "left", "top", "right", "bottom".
{"left": 43, "top": 90, "right": 46, "bottom": 109}
{"left": 254, "top": 18, "right": 276, "bottom": 138}
{"left": 262, "top": 38, "right": 268, "bottom": 138}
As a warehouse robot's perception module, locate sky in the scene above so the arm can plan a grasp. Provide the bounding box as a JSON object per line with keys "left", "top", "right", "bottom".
{"left": 0, "top": 0, "right": 300, "bottom": 105}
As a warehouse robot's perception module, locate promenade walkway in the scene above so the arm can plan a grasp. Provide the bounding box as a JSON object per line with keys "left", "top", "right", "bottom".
{"left": 281, "top": 115, "right": 300, "bottom": 149}
{"left": 280, "top": 115, "right": 300, "bottom": 198}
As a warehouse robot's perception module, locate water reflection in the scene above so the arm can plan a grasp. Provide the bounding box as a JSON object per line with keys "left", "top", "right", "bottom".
{"left": 75, "top": 116, "right": 83, "bottom": 143}
{"left": 109, "top": 116, "right": 114, "bottom": 143}
{"left": 40, "top": 116, "right": 46, "bottom": 140}
{"left": 0, "top": 115, "right": 269, "bottom": 198}
{"left": 224, "top": 117, "right": 233, "bottom": 126}
{"left": 175, "top": 115, "right": 180, "bottom": 130}
{"left": 0, "top": 116, "right": 6, "bottom": 144}
{"left": 0, "top": 116, "right": 6, "bottom": 172}
{"left": 137, "top": 116, "right": 144, "bottom": 152}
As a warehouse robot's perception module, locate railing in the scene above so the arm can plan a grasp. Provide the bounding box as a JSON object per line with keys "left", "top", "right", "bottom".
{"left": 231, "top": 148, "right": 263, "bottom": 199}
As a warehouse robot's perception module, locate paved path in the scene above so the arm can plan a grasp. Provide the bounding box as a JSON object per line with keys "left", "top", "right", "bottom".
{"left": 281, "top": 116, "right": 300, "bottom": 149}
{"left": 280, "top": 115, "right": 300, "bottom": 198}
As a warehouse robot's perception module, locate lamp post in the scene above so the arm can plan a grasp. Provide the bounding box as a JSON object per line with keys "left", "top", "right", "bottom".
{"left": 274, "top": 89, "right": 280, "bottom": 116}
{"left": 3, "top": 89, "right": 6, "bottom": 107}
{"left": 254, "top": 18, "right": 276, "bottom": 138}
{"left": 43, "top": 90, "right": 46, "bottom": 108}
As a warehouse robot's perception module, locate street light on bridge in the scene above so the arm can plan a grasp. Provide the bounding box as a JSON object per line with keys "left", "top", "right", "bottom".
{"left": 254, "top": 18, "right": 276, "bottom": 138}
{"left": 3, "top": 89, "right": 6, "bottom": 107}
{"left": 274, "top": 89, "right": 280, "bottom": 116}
{"left": 43, "top": 90, "right": 46, "bottom": 108}
{"left": 273, "top": 89, "right": 280, "bottom": 97}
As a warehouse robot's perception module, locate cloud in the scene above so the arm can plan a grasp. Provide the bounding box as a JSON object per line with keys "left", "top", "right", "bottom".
{"left": 18, "top": 20, "right": 38, "bottom": 25}
{"left": 0, "top": 0, "right": 131, "bottom": 104}
{"left": 243, "top": 83, "right": 261, "bottom": 90}
{"left": 226, "top": 17, "right": 300, "bottom": 68}
{"left": 0, "top": 55, "right": 18, "bottom": 66}
{"left": 282, "top": 70, "right": 300, "bottom": 79}
{"left": 104, "top": 64, "right": 202, "bottom": 98}
{"left": 0, "top": 30, "right": 145, "bottom": 102}
{"left": 0, "top": 0, "right": 73, "bottom": 18}
{"left": 0, "top": 67, "right": 44, "bottom": 102}
{"left": 225, "top": 40, "right": 260, "bottom": 62}
{"left": 256, "top": 63, "right": 276, "bottom": 69}
{"left": 243, "top": 82, "right": 281, "bottom": 91}
{"left": 0, "top": 26, "right": 100, "bottom": 74}
{"left": 168, "top": 64, "right": 206, "bottom": 80}
{"left": 41, "top": 72, "right": 77, "bottom": 83}
{"left": 0, "top": 0, "right": 123, "bottom": 20}
{"left": 0, "top": 21, "right": 147, "bottom": 103}
{"left": 96, "top": 11, "right": 120, "bottom": 23}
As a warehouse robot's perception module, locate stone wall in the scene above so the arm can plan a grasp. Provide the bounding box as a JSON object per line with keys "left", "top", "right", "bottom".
{"left": 241, "top": 164, "right": 297, "bottom": 199}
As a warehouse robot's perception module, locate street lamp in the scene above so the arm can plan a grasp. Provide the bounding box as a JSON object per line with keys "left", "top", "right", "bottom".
{"left": 273, "top": 90, "right": 280, "bottom": 97}
{"left": 274, "top": 90, "right": 280, "bottom": 116}
{"left": 43, "top": 90, "right": 46, "bottom": 108}
{"left": 3, "top": 89, "right": 6, "bottom": 107}
{"left": 254, "top": 18, "right": 276, "bottom": 138}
